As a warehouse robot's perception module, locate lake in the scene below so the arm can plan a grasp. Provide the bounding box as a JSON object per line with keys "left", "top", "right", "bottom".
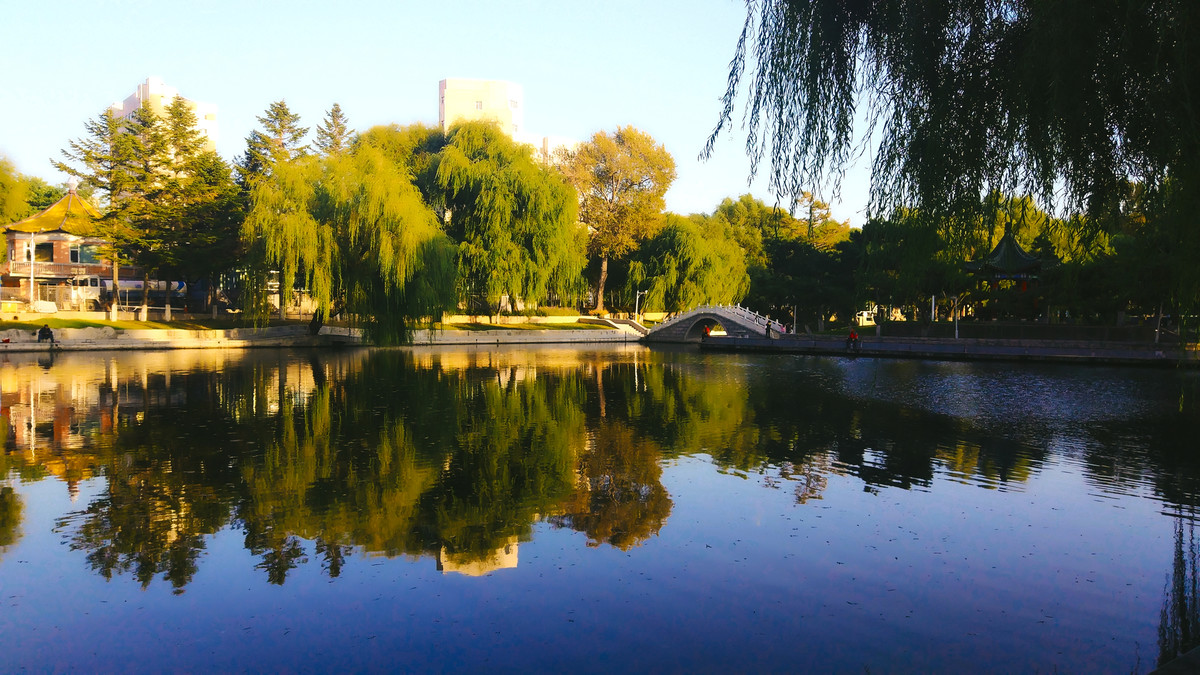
{"left": 1, "top": 345, "right": 1198, "bottom": 673}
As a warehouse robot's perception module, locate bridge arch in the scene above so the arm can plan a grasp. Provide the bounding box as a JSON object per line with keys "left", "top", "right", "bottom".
{"left": 643, "top": 305, "right": 787, "bottom": 343}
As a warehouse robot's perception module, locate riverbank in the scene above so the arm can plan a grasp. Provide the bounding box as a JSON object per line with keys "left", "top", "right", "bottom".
{"left": 0, "top": 321, "right": 640, "bottom": 352}
{"left": 0, "top": 325, "right": 346, "bottom": 352}
{"left": 5, "top": 319, "right": 1195, "bottom": 368}
{"left": 700, "top": 333, "right": 1200, "bottom": 367}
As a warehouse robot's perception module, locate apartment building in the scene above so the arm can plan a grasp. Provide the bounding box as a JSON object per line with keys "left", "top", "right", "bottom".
{"left": 111, "top": 76, "right": 218, "bottom": 151}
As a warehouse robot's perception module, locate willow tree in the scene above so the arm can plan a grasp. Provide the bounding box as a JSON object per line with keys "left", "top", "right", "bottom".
{"left": 627, "top": 214, "right": 749, "bottom": 313}
{"left": 243, "top": 143, "right": 457, "bottom": 344}
{"left": 708, "top": 0, "right": 1200, "bottom": 309}
{"left": 436, "top": 121, "right": 585, "bottom": 314}
{"left": 559, "top": 126, "right": 676, "bottom": 313}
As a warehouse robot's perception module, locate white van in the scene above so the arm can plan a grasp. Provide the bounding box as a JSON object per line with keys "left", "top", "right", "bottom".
{"left": 69, "top": 275, "right": 104, "bottom": 310}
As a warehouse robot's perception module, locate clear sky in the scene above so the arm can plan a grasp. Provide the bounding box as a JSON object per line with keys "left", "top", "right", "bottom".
{"left": 0, "top": 0, "right": 870, "bottom": 224}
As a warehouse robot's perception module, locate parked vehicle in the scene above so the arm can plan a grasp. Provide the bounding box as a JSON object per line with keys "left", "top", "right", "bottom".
{"left": 70, "top": 276, "right": 187, "bottom": 310}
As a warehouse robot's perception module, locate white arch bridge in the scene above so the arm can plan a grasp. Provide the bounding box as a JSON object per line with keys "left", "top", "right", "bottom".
{"left": 642, "top": 305, "right": 788, "bottom": 343}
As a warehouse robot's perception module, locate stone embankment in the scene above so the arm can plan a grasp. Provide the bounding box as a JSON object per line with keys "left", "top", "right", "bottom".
{"left": 0, "top": 325, "right": 353, "bottom": 352}
{"left": 408, "top": 324, "right": 641, "bottom": 346}
{"left": 701, "top": 333, "right": 1200, "bottom": 367}
{"left": 0, "top": 322, "right": 643, "bottom": 352}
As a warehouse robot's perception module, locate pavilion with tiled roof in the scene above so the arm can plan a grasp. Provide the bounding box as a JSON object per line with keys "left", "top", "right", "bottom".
{"left": 963, "top": 231, "right": 1043, "bottom": 281}
{"left": 3, "top": 180, "right": 116, "bottom": 311}
{"left": 5, "top": 182, "right": 103, "bottom": 237}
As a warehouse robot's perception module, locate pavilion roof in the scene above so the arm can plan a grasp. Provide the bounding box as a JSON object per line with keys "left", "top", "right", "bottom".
{"left": 964, "top": 232, "right": 1042, "bottom": 277}
{"left": 5, "top": 190, "right": 103, "bottom": 236}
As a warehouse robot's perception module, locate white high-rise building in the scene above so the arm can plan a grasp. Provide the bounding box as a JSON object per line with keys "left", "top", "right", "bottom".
{"left": 111, "top": 76, "right": 218, "bottom": 151}
{"left": 439, "top": 78, "right": 524, "bottom": 136}
{"left": 438, "top": 78, "right": 577, "bottom": 163}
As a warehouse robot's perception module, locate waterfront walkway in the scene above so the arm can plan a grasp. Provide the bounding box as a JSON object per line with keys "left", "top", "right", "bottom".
{"left": 700, "top": 332, "right": 1200, "bottom": 367}
{"left": 0, "top": 325, "right": 348, "bottom": 352}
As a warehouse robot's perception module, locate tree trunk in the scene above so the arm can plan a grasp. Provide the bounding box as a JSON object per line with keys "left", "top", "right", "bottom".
{"left": 308, "top": 307, "right": 325, "bottom": 336}
{"left": 595, "top": 257, "right": 609, "bottom": 313}
{"left": 109, "top": 259, "right": 119, "bottom": 321}
{"left": 140, "top": 271, "right": 150, "bottom": 322}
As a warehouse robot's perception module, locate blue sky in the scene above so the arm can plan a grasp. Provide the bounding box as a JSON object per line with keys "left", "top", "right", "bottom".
{"left": 1, "top": 0, "right": 870, "bottom": 224}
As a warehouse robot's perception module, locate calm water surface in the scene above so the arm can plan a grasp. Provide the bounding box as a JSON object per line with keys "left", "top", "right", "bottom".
{"left": 1, "top": 346, "right": 1198, "bottom": 673}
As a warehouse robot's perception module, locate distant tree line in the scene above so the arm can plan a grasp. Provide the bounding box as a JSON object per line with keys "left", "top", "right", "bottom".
{"left": 5, "top": 79, "right": 1186, "bottom": 341}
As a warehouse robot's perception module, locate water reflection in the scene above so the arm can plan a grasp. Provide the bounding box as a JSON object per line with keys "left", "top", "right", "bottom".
{"left": 1160, "top": 511, "right": 1200, "bottom": 667}
{"left": 1, "top": 348, "right": 1198, "bottom": 596}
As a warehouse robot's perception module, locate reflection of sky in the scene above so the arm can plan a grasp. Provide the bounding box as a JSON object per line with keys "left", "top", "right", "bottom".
{"left": 0, "top": 452, "right": 1173, "bottom": 672}
{"left": 833, "top": 359, "right": 1177, "bottom": 426}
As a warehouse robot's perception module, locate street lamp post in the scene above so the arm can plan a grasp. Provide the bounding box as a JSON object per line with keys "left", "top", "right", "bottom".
{"left": 951, "top": 296, "right": 960, "bottom": 339}
{"left": 28, "top": 231, "right": 36, "bottom": 308}
{"left": 634, "top": 290, "right": 648, "bottom": 320}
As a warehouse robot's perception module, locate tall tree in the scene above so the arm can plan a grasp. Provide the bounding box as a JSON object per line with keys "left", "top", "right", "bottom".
{"left": 54, "top": 107, "right": 151, "bottom": 291}
{"left": 243, "top": 136, "right": 457, "bottom": 343}
{"left": 314, "top": 103, "right": 354, "bottom": 157}
{"left": 559, "top": 126, "right": 676, "bottom": 312}
{"left": 238, "top": 100, "right": 309, "bottom": 185}
{"left": 627, "top": 214, "right": 749, "bottom": 313}
{"left": 54, "top": 108, "right": 136, "bottom": 210}
{"left": 435, "top": 121, "right": 585, "bottom": 313}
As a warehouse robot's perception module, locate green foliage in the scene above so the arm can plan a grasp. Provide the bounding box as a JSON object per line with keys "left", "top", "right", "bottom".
{"left": 57, "top": 101, "right": 244, "bottom": 287}
{"left": 436, "top": 121, "right": 585, "bottom": 313}
{"left": 709, "top": 0, "right": 1200, "bottom": 314}
{"left": 710, "top": 0, "right": 1199, "bottom": 219}
{"left": 0, "top": 156, "right": 29, "bottom": 223}
{"left": 54, "top": 108, "right": 136, "bottom": 212}
{"left": 238, "top": 100, "right": 309, "bottom": 186}
{"left": 314, "top": 103, "right": 355, "bottom": 157}
{"left": 23, "top": 177, "right": 65, "bottom": 216}
{"left": 627, "top": 213, "right": 749, "bottom": 312}
{"left": 0, "top": 486, "right": 21, "bottom": 552}
{"left": 244, "top": 136, "right": 458, "bottom": 344}
{"left": 559, "top": 126, "right": 677, "bottom": 311}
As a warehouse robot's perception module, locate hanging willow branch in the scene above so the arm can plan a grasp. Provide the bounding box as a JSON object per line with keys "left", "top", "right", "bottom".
{"left": 705, "top": 0, "right": 1200, "bottom": 228}
{"left": 243, "top": 144, "right": 457, "bottom": 344}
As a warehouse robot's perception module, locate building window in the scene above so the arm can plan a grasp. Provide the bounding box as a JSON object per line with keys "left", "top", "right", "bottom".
{"left": 31, "top": 243, "right": 53, "bottom": 262}
{"left": 510, "top": 99, "right": 519, "bottom": 109}
{"left": 513, "top": 124, "right": 519, "bottom": 133}
{"left": 70, "top": 244, "right": 101, "bottom": 264}
{"left": 475, "top": 100, "right": 483, "bottom": 110}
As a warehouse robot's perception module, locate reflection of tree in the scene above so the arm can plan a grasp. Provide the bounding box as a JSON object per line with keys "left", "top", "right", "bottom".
{"left": 551, "top": 421, "right": 672, "bottom": 550}
{"left": 64, "top": 471, "right": 227, "bottom": 592}
{"left": 416, "top": 368, "right": 582, "bottom": 561}
{"left": 0, "top": 486, "right": 22, "bottom": 556}
{"left": 1159, "top": 513, "right": 1200, "bottom": 667}
{"left": 28, "top": 347, "right": 1200, "bottom": 593}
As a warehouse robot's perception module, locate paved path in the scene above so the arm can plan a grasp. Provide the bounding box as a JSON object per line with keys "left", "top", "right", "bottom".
{"left": 700, "top": 333, "right": 1200, "bottom": 367}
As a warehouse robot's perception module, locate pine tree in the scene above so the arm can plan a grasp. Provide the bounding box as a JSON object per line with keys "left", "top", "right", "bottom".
{"left": 54, "top": 108, "right": 136, "bottom": 210}
{"left": 314, "top": 103, "right": 354, "bottom": 157}
{"left": 239, "top": 100, "right": 309, "bottom": 185}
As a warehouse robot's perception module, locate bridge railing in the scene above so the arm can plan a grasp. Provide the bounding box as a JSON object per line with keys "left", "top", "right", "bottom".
{"left": 649, "top": 304, "right": 788, "bottom": 335}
